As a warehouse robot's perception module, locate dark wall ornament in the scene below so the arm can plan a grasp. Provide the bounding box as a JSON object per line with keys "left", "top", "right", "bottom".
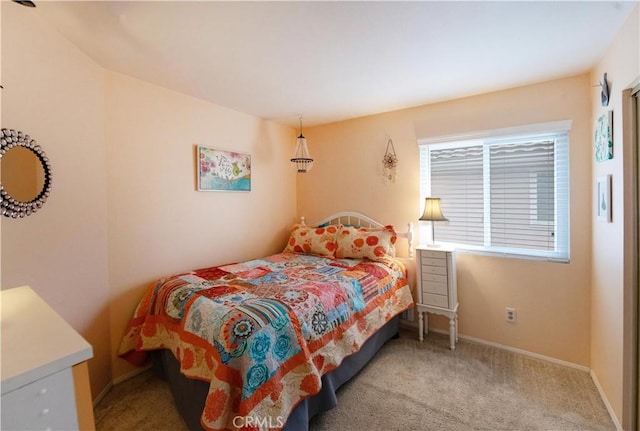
{"left": 0, "top": 128, "right": 52, "bottom": 218}
{"left": 597, "top": 73, "right": 610, "bottom": 107}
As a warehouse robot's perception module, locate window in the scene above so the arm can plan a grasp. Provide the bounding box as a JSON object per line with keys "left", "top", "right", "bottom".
{"left": 419, "top": 123, "right": 570, "bottom": 262}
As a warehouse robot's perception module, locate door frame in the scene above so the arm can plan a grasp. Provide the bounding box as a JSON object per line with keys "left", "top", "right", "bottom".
{"left": 622, "top": 82, "right": 639, "bottom": 431}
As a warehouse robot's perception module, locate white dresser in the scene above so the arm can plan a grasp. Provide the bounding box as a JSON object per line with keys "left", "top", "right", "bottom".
{"left": 1, "top": 286, "right": 95, "bottom": 431}
{"left": 415, "top": 246, "right": 459, "bottom": 349}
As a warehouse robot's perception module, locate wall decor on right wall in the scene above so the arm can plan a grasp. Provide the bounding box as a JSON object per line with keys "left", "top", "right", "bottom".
{"left": 596, "top": 174, "right": 612, "bottom": 223}
{"left": 594, "top": 110, "right": 613, "bottom": 162}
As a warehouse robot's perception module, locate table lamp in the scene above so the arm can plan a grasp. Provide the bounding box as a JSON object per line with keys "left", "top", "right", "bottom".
{"left": 419, "top": 197, "right": 448, "bottom": 245}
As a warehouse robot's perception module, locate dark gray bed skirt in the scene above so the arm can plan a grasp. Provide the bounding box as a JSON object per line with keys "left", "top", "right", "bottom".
{"left": 151, "top": 316, "right": 400, "bottom": 431}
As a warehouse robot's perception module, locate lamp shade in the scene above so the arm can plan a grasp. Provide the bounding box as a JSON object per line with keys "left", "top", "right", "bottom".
{"left": 419, "top": 197, "right": 448, "bottom": 222}
{"left": 291, "top": 135, "right": 313, "bottom": 173}
{"left": 291, "top": 117, "right": 313, "bottom": 173}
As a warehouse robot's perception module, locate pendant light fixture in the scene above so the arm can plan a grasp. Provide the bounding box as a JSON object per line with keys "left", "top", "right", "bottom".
{"left": 291, "top": 116, "right": 313, "bottom": 173}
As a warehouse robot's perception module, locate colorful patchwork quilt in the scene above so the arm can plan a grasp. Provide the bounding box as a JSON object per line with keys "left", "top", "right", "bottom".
{"left": 118, "top": 252, "right": 413, "bottom": 431}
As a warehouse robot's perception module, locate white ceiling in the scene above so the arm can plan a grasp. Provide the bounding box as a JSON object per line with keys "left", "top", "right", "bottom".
{"left": 31, "top": 1, "right": 637, "bottom": 127}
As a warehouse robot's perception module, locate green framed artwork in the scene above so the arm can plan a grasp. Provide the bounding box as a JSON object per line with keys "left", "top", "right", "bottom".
{"left": 594, "top": 111, "right": 613, "bottom": 162}
{"left": 197, "top": 146, "right": 251, "bottom": 192}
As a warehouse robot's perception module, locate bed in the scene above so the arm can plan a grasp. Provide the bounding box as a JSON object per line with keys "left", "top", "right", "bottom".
{"left": 118, "top": 212, "right": 414, "bottom": 431}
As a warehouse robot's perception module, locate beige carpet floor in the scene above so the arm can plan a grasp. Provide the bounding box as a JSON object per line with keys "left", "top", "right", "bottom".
{"left": 95, "top": 330, "right": 614, "bottom": 431}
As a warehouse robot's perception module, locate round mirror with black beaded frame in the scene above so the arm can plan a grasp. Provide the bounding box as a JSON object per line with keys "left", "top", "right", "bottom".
{"left": 0, "top": 128, "right": 52, "bottom": 218}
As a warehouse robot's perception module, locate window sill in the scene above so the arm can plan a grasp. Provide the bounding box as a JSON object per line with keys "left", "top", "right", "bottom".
{"left": 435, "top": 243, "right": 570, "bottom": 264}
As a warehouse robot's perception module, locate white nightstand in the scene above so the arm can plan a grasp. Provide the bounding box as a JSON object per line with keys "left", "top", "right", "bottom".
{"left": 415, "top": 245, "right": 459, "bottom": 350}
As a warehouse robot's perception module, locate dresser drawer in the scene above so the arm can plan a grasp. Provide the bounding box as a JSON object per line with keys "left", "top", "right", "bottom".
{"left": 420, "top": 256, "right": 446, "bottom": 268}
{"left": 422, "top": 272, "right": 447, "bottom": 284}
{"left": 1, "top": 368, "right": 79, "bottom": 431}
{"left": 422, "top": 280, "right": 448, "bottom": 296}
{"left": 422, "top": 292, "right": 449, "bottom": 308}
{"left": 421, "top": 264, "right": 447, "bottom": 276}
{"left": 421, "top": 250, "right": 447, "bottom": 259}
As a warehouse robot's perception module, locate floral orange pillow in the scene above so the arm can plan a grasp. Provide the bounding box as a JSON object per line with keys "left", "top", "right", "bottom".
{"left": 335, "top": 225, "right": 397, "bottom": 263}
{"left": 283, "top": 224, "right": 339, "bottom": 257}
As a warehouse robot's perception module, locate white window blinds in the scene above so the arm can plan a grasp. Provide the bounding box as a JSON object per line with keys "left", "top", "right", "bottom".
{"left": 419, "top": 126, "right": 570, "bottom": 262}
{"left": 428, "top": 145, "right": 484, "bottom": 246}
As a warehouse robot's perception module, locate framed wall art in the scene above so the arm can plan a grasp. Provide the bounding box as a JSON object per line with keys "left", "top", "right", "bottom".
{"left": 197, "top": 146, "right": 251, "bottom": 192}
{"left": 594, "top": 111, "right": 613, "bottom": 162}
{"left": 596, "top": 175, "right": 611, "bottom": 222}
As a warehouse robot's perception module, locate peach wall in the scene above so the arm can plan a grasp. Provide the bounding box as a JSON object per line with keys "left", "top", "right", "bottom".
{"left": 1, "top": 1, "right": 3, "bottom": 284}
{"left": 105, "top": 72, "right": 297, "bottom": 379}
{"left": 299, "top": 74, "right": 593, "bottom": 367}
{"left": 1, "top": 3, "right": 111, "bottom": 397}
{"left": 1, "top": 3, "right": 298, "bottom": 398}
{"left": 590, "top": 5, "right": 639, "bottom": 428}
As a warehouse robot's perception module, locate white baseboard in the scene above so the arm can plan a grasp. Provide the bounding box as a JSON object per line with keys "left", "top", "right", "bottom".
{"left": 458, "top": 333, "right": 591, "bottom": 373}
{"left": 402, "top": 320, "right": 589, "bottom": 372}
{"left": 92, "top": 382, "right": 113, "bottom": 407}
{"left": 93, "top": 364, "right": 152, "bottom": 407}
{"left": 399, "top": 319, "right": 418, "bottom": 330}
{"left": 590, "top": 370, "right": 623, "bottom": 431}
{"left": 112, "top": 363, "right": 152, "bottom": 385}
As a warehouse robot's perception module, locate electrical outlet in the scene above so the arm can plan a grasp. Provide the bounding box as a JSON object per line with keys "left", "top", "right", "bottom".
{"left": 505, "top": 307, "right": 517, "bottom": 323}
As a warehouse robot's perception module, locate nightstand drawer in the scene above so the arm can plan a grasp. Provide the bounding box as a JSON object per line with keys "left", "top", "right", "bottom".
{"left": 422, "top": 293, "right": 449, "bottom": 308}
{"left": 421, "top": 257, "right": 446, "bottom": 268}
{"left": 422, "top": 272, "right": 447, "bottom": 284}
{"left": 422, "top": 280, "right": 448, "bottom": 296}
{"left": 421, "top": 250, "right": 447, "bottom": 259}
{"left": 421, "top": 264, "right": 447, "bottom": 276}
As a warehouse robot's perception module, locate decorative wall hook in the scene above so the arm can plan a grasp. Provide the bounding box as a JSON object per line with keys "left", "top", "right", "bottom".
{"left": 382, "top": 138, "right": 398, "bottom": 183}
{"left": 594, "top": 72, "right": 610, "bottom": 107}
{"left": 12, "top": 0, "right": 36, "bottom": 7}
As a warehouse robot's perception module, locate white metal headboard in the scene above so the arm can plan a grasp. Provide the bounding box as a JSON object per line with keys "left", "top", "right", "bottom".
{"left": 300, "top": 211, "right": 414, "bottom": 258}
